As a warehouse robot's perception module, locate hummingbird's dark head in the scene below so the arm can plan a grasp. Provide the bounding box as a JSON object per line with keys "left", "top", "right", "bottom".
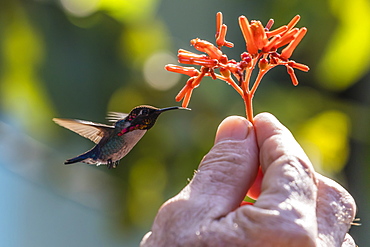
{"left": 127, "top": 105, "right": 190, "bottom": 130}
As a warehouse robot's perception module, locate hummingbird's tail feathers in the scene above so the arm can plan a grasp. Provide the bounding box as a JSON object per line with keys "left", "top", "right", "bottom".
{"left": 64, "top": 155, "right": 87, "bottom": 165}
{"left": 64, "top": 152, "right": 97, "bottom": 165}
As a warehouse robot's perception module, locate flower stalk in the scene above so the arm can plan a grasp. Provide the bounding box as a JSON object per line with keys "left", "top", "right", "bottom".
{"left": 166, "top": 12, "right": 309, "bottom": 123}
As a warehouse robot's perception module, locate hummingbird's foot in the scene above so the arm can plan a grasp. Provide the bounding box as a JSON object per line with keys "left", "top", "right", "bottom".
{"left": 107, "top": 159, "right": 114, "bottom": 169}
{"left": 107, "top": 159, "right": 119, "bottom": 169}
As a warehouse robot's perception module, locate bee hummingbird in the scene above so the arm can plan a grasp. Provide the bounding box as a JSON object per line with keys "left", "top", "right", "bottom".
{"left": 53, "top": 105, "right": 190, "bottom": 169}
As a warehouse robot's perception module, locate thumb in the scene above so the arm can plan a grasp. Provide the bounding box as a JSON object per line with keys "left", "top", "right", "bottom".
{"left": 188, "top": 116, "right": 259, "bottom": 217}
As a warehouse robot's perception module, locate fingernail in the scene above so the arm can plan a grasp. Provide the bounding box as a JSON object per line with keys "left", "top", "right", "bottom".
{"left": 215, "top": 116, "right": 251, "bottom": 143}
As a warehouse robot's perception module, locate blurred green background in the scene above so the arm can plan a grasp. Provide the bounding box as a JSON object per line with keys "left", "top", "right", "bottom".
{"left": 0, "top": 0, "right": 369, "bottom": 246}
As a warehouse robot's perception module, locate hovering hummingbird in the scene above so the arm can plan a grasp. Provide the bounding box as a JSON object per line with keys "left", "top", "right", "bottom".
{"left": 53, "top": 105, "right": 190, "bottom": 169}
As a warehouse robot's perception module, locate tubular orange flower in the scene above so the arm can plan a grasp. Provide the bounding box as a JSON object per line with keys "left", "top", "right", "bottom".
{"left": 251, "top": 21, "right": 268, "bottom": 50}
{"left": 288, "top": 61, "right": 310, "bottom": 72}
{"left": 165, "top": 64, "right": 200, "bottom": 77}
{"left": 286, "top": 15, "right": 301, "bottom": 31}
{"left": 216, "top": 24, "right": 234, "bottom": 48}
{"left": 165, "top": 12, "right": 309, "bottom": 121}
{"left": 178, "top": 49, "right": 219, "bottom": 67}
{"left": 239, "top": 16, "right": 259, "bottom": 56}
{"left": 216, "top": 12, "right": 223, "bottom": 37}
{"left": 191, "top": 67, "right": 208, "bottom": 88}
{"left": 216, "top": 12, "right": 234, "bottom": 48}
{"left": 262, "top": 35, "right": 282, "bottom": 52}
{"left": 182, "top": 89, "right": 193, "bottom": 107}
{"left": 191, "top": 38, "right": 223, "bottom": 60}
{"left": 175, "top": 77, "right": 194, "bottom": 102}
{"left": 266, "top": 25, "right": 288, "bottom": 38}
{"left": 287, "top": 66, "right": 299, "bottom": 86}
{"left": 273, "top": 28, "right": 299, "bottom": 49}
{"left": 281, "top": 27, "right": 307, "bottom": 60}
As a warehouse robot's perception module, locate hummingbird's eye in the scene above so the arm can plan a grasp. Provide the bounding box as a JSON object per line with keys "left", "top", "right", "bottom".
{"left": 140, "top": 108, "right": 150, "bottom": 115}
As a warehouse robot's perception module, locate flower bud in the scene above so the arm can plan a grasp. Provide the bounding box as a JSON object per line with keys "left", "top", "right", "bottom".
{"left": 258, "top": 58, "right": 269, "bottom": 71}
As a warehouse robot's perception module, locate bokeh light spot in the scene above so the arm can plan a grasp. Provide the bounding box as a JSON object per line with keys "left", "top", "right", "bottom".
{"left": 60, "top": 0, "right": 100, "bottom": 17}
{"left": 297, "top": 110, "right": 350, "bottom": 175}
{"left": 143, "top": 52, "right": 180, "bottom": 91}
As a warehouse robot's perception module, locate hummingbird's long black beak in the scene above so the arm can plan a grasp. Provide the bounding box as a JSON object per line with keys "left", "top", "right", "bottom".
{"left": 157, "top": 106, "right": 191, "bottom": 113}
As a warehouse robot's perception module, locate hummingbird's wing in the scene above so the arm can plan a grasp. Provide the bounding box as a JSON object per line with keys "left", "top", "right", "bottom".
{"left": 53, "top": 118, "right": 114, "bottom": 144}
{"left": 106, "top": 112, "right": 128, "bottom": 122}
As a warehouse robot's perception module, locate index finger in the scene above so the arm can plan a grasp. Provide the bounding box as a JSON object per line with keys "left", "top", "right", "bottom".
{"left": 208, "top": 113, "right": 320, "bottom": 245}
{"left": 253, "top": 112, "right": 318, "bottom": 211}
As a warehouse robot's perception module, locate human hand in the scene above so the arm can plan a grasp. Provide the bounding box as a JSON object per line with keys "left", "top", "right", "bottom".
{"left": 140, "top": 113, "right": 357, "bottom": 247}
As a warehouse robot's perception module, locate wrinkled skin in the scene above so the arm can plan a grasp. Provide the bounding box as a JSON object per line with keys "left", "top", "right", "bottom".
{"left": 141, "top": 113, "right": 356, "bottom": 247}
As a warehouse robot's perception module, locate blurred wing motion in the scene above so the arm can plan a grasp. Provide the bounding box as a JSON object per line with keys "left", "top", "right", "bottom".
{"left": 106, "top": 112, "right": 128, "bottom": 122}
{"left": 53, "top": 118, "right": 114, "bottom": 144}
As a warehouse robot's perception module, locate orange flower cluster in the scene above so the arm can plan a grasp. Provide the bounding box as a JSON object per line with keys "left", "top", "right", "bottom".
{"left": 165, "top": 12, "right": 309, "bottom": 122}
